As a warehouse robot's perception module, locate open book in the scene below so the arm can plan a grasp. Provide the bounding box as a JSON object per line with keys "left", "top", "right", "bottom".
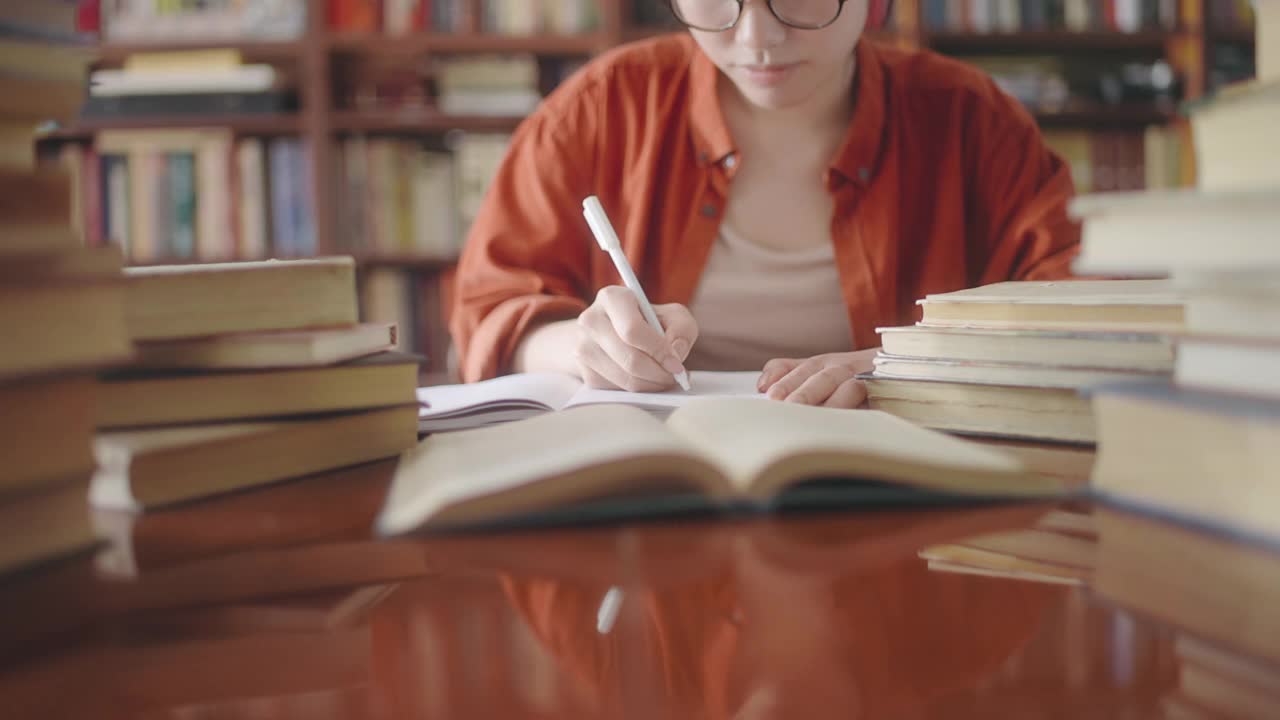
{"left": 416, "top": 371, "right": 761, "bottom": 432}
{"left": 378, "top": 397, "right": 1063, "bottom": 535}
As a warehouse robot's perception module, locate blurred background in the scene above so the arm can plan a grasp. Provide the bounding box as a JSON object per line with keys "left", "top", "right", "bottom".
{"left": 35, "top": 0, "right": 1261, "bottom": 383}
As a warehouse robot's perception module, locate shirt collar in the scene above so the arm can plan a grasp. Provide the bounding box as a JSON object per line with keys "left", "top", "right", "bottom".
{"left": 688, "top": 38, "right": 890, "bottom": 187}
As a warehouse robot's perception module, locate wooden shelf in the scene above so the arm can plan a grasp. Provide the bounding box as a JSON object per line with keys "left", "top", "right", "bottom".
{"left": 327, "top": 32, "right": 605, "bottom": 55}
{"left": 42, "top": 114, "right": 301, "bottom": 140}
{"left": 96, "top": 40, "right": 305, "bottom": 63}
{"left": 333, "top": 109, "right": 522, "bottom": 133}
{"left": 1032, "top": 105, "right": 1176, "bottom": 127}
{"left": 924, "top": 30, "right": 1177, "bottom": 51}
{"left": 1206, "top": 28, "right": 1256, "bottom": 45}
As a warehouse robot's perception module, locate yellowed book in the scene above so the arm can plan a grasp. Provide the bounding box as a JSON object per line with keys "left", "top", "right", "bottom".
{"left": 0, "top": 280, "right": 133, "bottom": 381}
{"left": 130, "top": 323, "right": 397, "bottom": 370}
{"left": 97, "top": 351, "right": 419, "bottom": 428}
{"left": 0, "top": 121, "right": 35, "bottom": 171}
{"left": 916, "top": 280, "right": 1185, "bottom": 332}
{"left": 124, "top": 257, "right": 359, "bottom": 341}
{"left": 0, "top": 377, "right": 98, "bottom": 495}
{"left": 0, "top": 478, "right": 97, "bottom": 577}
{"left": 92, "top": 405, "right": 420, "bottom": 510}
{"left": 123, "top": 49, "right": 244, "bottom": 73}
{"left": 375, "top": 398, "right": 1061, "bottom": 534}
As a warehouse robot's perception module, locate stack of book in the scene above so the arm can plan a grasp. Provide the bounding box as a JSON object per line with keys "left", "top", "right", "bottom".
{"left": 90, "top": 257, "right": 422, "bottom": 512}
{"left": 1070, "top": 33, "right": 1280, "bottom": 543}
{"left": 863, "top": 279, "right": 1183, "bottom": 444}
{"left": 0, "top": 4, "right": 132, "bottom": 576}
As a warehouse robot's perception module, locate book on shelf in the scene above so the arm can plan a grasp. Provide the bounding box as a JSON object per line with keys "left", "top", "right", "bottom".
{"left": 0, "top": 1, "right": 82, "bottom": 41}
{"left": 375, "top": 397, "right": 1064, "bottom": 535}
{"left": 920, "top": 0, "right": 1179, "bottom": 33}
{"left": 101, "top": 0, "right": 306, "bottom": 42}
{"left": 415, "top": 370, "right": 762, "bottom": 432}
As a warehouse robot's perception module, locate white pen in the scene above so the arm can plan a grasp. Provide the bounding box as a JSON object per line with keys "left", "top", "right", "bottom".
{"left": 582, "top": 195, "right": 692, "bottom": 391}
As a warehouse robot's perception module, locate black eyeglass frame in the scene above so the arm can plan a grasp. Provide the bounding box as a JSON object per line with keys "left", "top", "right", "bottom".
{"left": 662, "top": 0, "right": 850, "bottom": 32}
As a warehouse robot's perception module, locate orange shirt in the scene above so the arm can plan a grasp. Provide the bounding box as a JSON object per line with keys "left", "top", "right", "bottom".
{"left": 451, "top": 34, "right": 1081, "bottom": 382}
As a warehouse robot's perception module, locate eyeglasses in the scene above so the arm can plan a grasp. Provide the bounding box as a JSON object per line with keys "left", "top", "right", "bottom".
{"left": 665, "top": 0, "right": 849, "bottom": 32}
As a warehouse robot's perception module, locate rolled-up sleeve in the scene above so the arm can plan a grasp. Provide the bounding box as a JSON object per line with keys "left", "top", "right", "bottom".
{"left": 968, "top": 100, "right": 1083, "bottom": 285}
{"left": 449, "top": 76, "right": 603, "bottom": 382}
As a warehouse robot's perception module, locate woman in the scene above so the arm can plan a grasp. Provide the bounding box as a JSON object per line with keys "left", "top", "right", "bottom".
{"left": 450, "top": 0, "right": 1080, "bottom": 408}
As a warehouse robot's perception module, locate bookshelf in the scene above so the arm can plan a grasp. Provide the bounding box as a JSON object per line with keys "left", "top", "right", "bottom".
{"left": 38, "top": 0, "right": 1255, "bottom": 378}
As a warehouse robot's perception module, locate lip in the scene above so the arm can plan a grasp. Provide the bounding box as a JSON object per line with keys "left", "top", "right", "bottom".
{"left": 737, "top": 62, "right": 800, "bottom": 87}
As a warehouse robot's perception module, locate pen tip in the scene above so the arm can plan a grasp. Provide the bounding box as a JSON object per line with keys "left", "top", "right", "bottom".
{"left": 675, "top": 371, "right": 691, "bottom": 392}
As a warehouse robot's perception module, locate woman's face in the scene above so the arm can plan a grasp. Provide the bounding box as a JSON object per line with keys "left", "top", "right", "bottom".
{"left": 683, "top": 0, "right": 868, "bottom": 110}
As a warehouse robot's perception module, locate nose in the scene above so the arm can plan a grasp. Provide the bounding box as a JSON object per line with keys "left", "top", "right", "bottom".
{"left": 734, "top": 0, "right": 787, "bottom": 51}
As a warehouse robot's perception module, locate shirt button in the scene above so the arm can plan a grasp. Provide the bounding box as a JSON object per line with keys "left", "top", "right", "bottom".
{"left": 701, "top": 204, "right": 718, "bottom": 218}
{"left": 858, "top": 166, "right": 871, "bottom": 182}
{"left": 698, "top": 152, "right": 710, "bottom": 165}
{"left": 723, "top": 154, "right": 737, "bottom": 169}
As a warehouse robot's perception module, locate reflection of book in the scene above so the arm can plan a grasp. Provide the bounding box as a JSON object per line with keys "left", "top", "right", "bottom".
{"left": 416, "top": 371, "right": 761, "bottom": 432}
{"left": 1094, "top": 508, "right": 1280, "bottom": 664}
{"left": 1174, "top": 634, "right": 1280, "bottom": 720}
{"left": 378, "top": 398, "right": 1061, "bottom": 534}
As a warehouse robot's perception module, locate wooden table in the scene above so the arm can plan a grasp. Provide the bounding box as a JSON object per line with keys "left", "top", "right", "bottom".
{"left": 1, "top": 459, "right": 1276, "bottom": 719}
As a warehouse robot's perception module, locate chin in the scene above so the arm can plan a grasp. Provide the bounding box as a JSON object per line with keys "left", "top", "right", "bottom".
{"left": 733, "top": 82, "right": 814, "bottom": 111}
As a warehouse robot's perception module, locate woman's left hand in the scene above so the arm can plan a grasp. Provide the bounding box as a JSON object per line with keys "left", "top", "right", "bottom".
{"left": 757, "top": 349, "right": 880, "bottom": 408}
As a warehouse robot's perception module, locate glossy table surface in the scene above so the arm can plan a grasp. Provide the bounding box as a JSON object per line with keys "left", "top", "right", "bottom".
{"left": 1, "top": 459, "right": 1277, "bottom": 719}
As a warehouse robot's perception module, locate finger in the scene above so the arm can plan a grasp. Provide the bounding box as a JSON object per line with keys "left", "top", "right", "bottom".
{"left": 654, "top": 304, "right": 699, "bottom": 361}
{"left": 599, "top": 289, "right": 687, "bottom": 377}
{"left": 580, "top": 364, "right": 620, "bottom": 390}
{"left": 758, "top": 358, "right": 802, "bottom": 392}
{"left": 765, "top": 358, "right": 822, "bottom": 401}
{"left": 580, "top": 308, "right": 677, "bottom": 388}
{"left": 822, "top": 378, "right": 868, "bottom": 409}
{"left": 575, "top": 334, "right": 671, "bottom": 393}
{"left": 785, "top": 366, "right": 858, "bottom": 406}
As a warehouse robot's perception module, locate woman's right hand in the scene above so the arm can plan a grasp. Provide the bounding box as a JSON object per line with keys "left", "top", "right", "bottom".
{"left": 573, "top": 286, "right": 698, "bottom": 392}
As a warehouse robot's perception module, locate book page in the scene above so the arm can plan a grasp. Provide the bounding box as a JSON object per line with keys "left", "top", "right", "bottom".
{"left": 663, "top": 398, "right": 1044, "bottom": 500}
{"left": 564, "top": 371, "right": 762, "bottom": 412}
{"left": 416, "top": 373, "right": 584, "bottom": 420}
{"left": 378, "top": 404, "right": 729, "bottom": 534}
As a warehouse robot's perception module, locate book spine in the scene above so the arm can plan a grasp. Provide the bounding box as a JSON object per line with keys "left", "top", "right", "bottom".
{"left": 167, "top": 151, "right": 197, "bottom": 259}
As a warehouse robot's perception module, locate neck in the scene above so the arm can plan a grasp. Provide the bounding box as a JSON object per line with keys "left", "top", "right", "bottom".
{"left": 723, "top": 51, "right": 858, "bottom": 145}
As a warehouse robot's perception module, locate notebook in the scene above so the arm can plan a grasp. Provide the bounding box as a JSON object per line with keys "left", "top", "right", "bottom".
{"left": 378, "top": 397, "right": 1063, "bottom": 535}
{"left": 416, "top": 371, "right": 762, "bottom": 432}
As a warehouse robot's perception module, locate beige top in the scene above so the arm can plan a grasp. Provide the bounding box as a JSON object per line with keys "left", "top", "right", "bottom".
{"left": 684, "top": 222, "right": 855, "bottom": 372}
